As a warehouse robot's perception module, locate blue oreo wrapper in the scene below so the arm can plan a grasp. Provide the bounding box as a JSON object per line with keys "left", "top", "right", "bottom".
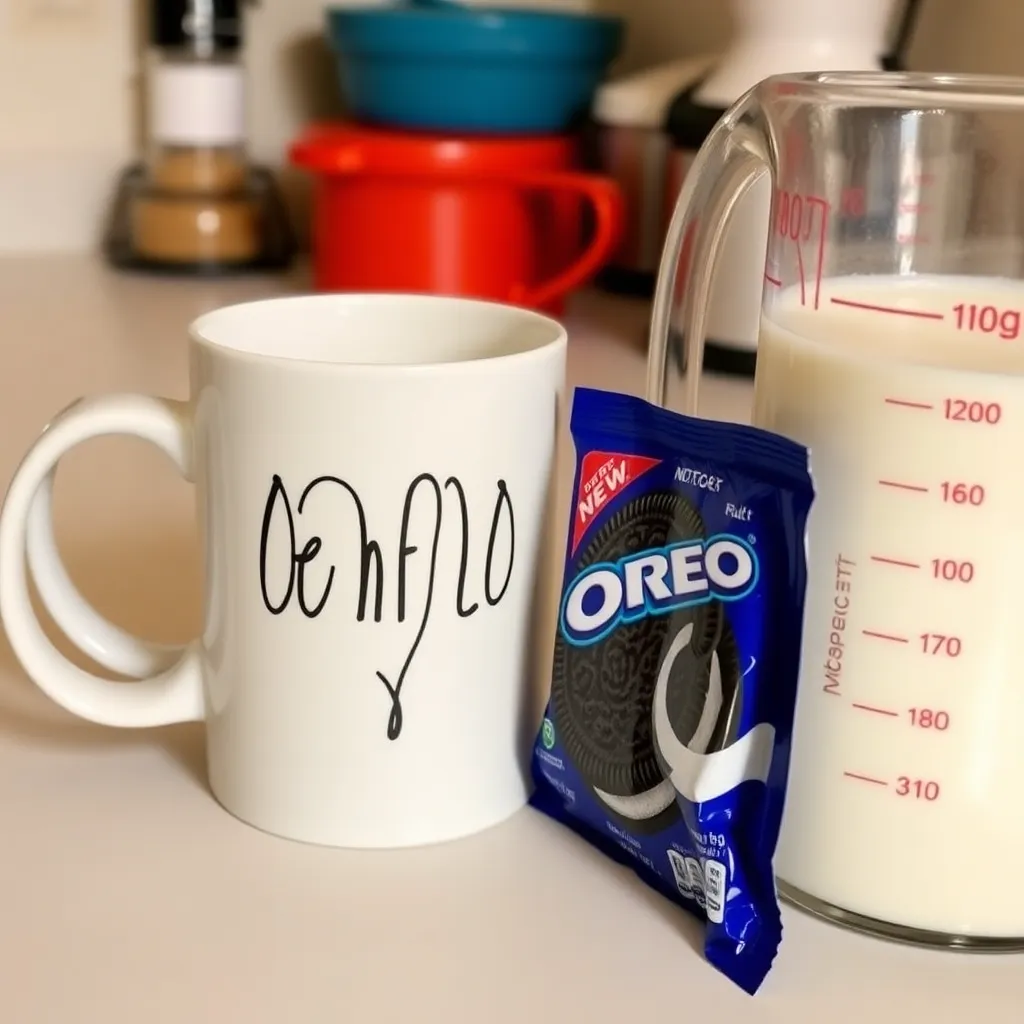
{"left": 530, "top": 386, "right": 814, "bottom": 995}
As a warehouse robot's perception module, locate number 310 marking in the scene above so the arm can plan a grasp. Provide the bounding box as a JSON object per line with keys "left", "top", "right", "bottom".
{"left": 896, "top": 777, "right": 940, "bottom": 800}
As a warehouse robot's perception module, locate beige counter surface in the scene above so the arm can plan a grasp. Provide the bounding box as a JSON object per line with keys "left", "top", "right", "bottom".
{"left": 0, "top": 256, "right": 1019, "bottom": 1023}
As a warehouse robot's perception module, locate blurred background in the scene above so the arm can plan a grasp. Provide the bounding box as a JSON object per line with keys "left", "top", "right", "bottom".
{"left": 0, "top": 0, "right": 1018, "bottom": 257}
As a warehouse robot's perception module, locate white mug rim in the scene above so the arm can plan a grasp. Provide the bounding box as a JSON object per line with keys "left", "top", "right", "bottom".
{"left": 189, "top": 291, "right": 568, "bottom": 374}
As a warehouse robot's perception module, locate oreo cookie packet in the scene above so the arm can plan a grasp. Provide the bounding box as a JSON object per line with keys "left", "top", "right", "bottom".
{"left": 530, "top": 387, "right": 814, "bottom": 995}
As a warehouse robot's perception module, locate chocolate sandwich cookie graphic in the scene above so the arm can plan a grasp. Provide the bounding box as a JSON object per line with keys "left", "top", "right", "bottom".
{"left": 708, "top": 613, "right": 742, "bottom": 753}
{"left": 551, "top": 490, "right": 743, "bottom": 833}
{"left": 663, "top": 600, "right": 743, "bottom": 757}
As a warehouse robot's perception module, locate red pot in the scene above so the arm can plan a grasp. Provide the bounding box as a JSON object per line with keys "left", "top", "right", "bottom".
{"left": 289, "top": 123, "right": 623, "bottom": 316}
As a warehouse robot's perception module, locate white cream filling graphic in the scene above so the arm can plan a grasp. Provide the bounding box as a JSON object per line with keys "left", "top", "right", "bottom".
{"left": 686, "top": 641, "right": 724, "bottom": 756}
{"left": 654, "top": 622, "right": 775, "bottom": 804}
{"left": 593, "top": 778, "right": 676, "bottom": 820}
{"left": 593, "top": 633, "right": 727, "bottom": 821}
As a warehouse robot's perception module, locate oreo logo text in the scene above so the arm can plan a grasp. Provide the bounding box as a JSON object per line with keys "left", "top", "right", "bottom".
{"left": 560, "top": 535, "right": 758, "bottom": 646}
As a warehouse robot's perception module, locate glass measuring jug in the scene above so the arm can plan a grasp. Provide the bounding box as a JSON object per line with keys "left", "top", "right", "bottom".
{"left": 647, "top": 71, "right": 1024, "bottom": 947}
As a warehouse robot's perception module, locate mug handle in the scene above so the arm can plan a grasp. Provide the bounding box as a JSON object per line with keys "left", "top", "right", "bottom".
{"left": 28, "top": 471, "right": 181, "bottom": 677}
{"left": 503, "top": 170, "right": 624, "bottom": 311}
{"left": 0, "top": 394, "right": 204, "bottom": 726}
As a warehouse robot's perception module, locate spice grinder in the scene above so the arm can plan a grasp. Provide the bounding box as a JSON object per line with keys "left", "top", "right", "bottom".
{"left": 105, "top": 0, "right": 293, "bottom": 274}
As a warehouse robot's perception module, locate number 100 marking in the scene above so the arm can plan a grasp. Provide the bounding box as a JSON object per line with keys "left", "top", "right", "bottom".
{"left": 931, "top": 559, "right": 974, "bottom": 583}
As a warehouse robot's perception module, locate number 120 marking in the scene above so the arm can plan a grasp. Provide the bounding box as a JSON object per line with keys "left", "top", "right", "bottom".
{"left": 943, "top": 398, "right": 1001, "bottom": 424}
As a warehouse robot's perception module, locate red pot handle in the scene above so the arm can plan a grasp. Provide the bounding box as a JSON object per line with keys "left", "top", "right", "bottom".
{"left": 289, "top": 138, "right": 624, "bottom": 308}
{"left": 502, "top": 170, "right": 624, "bottom": 310}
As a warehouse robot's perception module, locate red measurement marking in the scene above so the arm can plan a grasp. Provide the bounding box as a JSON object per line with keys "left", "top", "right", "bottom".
{"left": 862, "top": 629, "right": 910, "bottom": 644}
{"left": 823, "top": 553, "right": 855, "bottom": 698}
{"left": 795, "top": 237, "right": 807, "bottom": 306}
{"left": 884, "top": 397, "right": 934, "bottom": 410}
{"left": 910, "top": 708, "right": 951, "bottom": 730}
{"left": 811, "top": 197, "right": 827, "bottom": 310}
{"left": 931, "top": 559, "right": 974, "bottom": 583}
{"left": 852, "top": 702, "right": 899, "bottom": 717}
{"left": 774, "top": 189, "right": 829, "bottom": 309}
{"left": 764, "top": 272, "right": 782, "bottom": 287}
{"left": 943, "top": 398, "right": 1002, "bottom": 424}
{"left": 870, "top": 555, "right": 921, "bottom": 569}
{"left": 878, "top": 479, "right": 929, "bottom": 493}
{"left": 920, "top": 633, "right": 962, "bottom": 657}
{"left": 897, "top": 777, "right": 940, "bottom": 800}
{"left": 953, "top": 303, "right": 1021, "bottom": 340}
{"left": 898, "top": 202, "right": 929, "bottom": 214}
{"left": 783, "top": 130, "right": 804, "bottom": 167}
{"left": 830, "top": 297, "right": 945, "bottom": 320}
{"left": 941, "top": 481, "right": 985, "bottom": 506}
{"left": 840, "top": 186, "right": 865, "bottom": 217}
{"left": 844, "top": 771, "right": 889, "bottom": 787}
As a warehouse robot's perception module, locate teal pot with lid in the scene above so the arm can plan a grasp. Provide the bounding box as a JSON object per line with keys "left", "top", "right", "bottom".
{"left": 326, "top": 0, "right": 626, "bottom": 135}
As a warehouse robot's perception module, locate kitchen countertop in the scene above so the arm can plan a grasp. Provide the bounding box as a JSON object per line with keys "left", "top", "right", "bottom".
{"left": 0, "top": 256, "right": 1019, "bottom": 1023}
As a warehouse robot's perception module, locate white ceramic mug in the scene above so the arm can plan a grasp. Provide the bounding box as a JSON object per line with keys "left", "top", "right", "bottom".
{"left": 0, "top": 293, "right": 566, "bottom": 848}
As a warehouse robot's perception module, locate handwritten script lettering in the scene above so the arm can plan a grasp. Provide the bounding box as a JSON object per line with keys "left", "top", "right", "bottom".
{"left": 258, "top": 473, "right": 516, "bottom": 741}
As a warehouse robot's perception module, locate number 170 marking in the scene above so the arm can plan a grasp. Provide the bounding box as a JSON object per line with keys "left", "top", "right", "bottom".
{"left": 920, "top": 633, "right": 961, "bottom": 657}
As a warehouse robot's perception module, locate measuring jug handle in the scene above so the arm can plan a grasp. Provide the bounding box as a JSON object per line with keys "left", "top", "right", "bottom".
{"left": 646, "top": 88, "right": 772, "bottom": 413}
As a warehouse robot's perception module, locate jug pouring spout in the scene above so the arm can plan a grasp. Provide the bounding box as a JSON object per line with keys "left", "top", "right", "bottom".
{"left": 648, "top": 70, "right": 1024, "bottom": 414}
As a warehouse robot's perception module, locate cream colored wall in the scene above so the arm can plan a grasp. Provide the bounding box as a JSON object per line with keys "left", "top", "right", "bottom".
{"left": 0, "top": 0, "right": 1021, "bottom": 252}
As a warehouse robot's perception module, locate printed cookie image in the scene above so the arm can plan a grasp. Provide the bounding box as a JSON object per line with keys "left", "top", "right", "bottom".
{"left": 708, "top": 615, "right": 743, "bottom": 752}
{"left": 663, "top": 604, "right": 744, "bottom": 756}
{"left": 551, "top": 490, "right": 719, "bottom": 834}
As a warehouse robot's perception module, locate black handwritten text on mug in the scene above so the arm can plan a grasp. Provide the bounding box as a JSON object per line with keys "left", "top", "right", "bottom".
{"left": 258, "top": 474, "right": 515, "bottom": 741}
